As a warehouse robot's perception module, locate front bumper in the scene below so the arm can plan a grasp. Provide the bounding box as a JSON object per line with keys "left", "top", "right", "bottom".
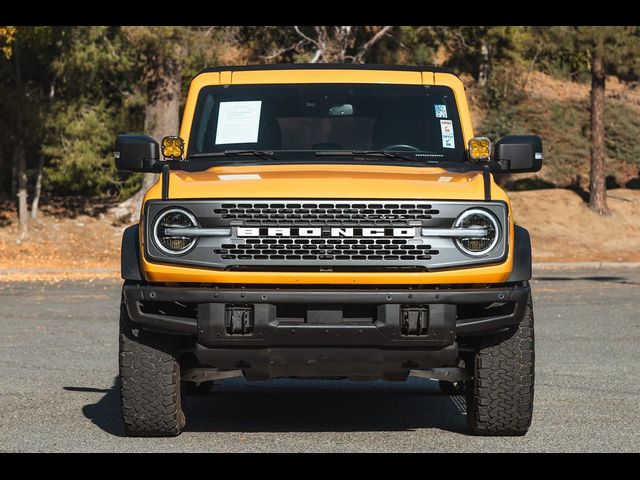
{"left": 123, "top": 282, "right": 530, "bottom": 340}
{"left": 123, "top": 282, "right": 529, "bottom": 380}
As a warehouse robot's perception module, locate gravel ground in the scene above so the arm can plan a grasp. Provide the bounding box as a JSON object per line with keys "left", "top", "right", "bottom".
{"left": 0, "top": 268, "right": 639, "bottom": 452}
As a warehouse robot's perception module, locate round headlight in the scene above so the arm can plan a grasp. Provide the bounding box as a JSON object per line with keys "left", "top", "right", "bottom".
{"left": 454, "top": 209, "right": 499, "bottom": 256}
{"left": 152, "top": 208, "right": 198, "bottom": 255}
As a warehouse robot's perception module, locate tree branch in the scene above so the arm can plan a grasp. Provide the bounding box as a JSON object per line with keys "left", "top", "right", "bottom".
{"left": 353, "top": 26, "right": 393, "bottom": 63}
{"left": 309, "top": 48, "right": 323, "bottom": 63}
{"left": 293, "top": 26, "right": 320, "bottom": 47}
{"left": 453, "top": 32, "right": 470, "bottom": 50}
{"left": 260, "top": 40, "right": 305, "bottom": 61}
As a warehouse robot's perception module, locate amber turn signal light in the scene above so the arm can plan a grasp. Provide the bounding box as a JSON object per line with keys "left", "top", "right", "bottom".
{"left": 161, "top": 136, "right": 184, "bottom": 160}
{"left": 468, "top": 136, "right": 491, "bottom": 162}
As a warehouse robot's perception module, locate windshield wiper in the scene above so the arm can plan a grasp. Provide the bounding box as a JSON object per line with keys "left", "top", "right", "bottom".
{"left": 315, "top": 150, "right": 419, "bottom": 162}
{"left": 190, "top": 150, "right": 276, "bottom": 161}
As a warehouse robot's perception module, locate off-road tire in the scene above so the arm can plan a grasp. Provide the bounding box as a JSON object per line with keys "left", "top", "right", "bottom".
{"left": 119, "top": 299, "right": 186, "bottom": 437}
{"left": 465, "top": 294, "right": 535, "bottom": 436}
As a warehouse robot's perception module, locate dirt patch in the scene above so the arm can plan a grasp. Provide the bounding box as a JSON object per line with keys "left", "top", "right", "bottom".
{"left": 0, "top": 205, "right": 122, "bottom": 282}
{"left": 510, "top": 188, "right": 640, "bottom": 262}
{"left": 521, "top": 70, "right": 640, "bottom": 112}
{"left": 1, "top": 189, "right": 639, "bottom": 282}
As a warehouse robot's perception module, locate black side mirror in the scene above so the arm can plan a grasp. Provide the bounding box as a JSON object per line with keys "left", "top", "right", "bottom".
{"left": 493, "top": 135, "right": 543, "bottom": 173}
{"left": 115, "top": 134, "right": 160, "bottom": 172}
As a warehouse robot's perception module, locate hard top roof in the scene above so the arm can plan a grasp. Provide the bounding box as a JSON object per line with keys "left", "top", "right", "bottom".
{"left": 198, "top": 63, "right": 458, "bottom": 77}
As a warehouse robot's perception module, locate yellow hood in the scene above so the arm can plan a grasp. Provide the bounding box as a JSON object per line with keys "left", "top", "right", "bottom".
{"left": 144, "top": 163, "right": 508, "bottom": 202}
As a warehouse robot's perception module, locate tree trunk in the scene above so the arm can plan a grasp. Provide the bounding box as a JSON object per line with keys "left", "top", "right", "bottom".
{"left": 122, "top": 57, "right": 181, "bottom": 224}
{"left": 31, "top": 154, "right": 44, "bottom": 219}
{"left": 31, "top": 83, "right": 54, "bottom": 220}
{"left": 12, "top": 36, "right": 28, "bottom": 240}
{"left": 589, "top": 52, "right": 609, "bottom": 215}
{"left": 11, "top": 157, "right": 17, "bottom": 199}
{"left": 15, "top": 137, "right": 28, "bottom": 241}
{"left": 478, "top": 41, "right": 491, "bottom": 86}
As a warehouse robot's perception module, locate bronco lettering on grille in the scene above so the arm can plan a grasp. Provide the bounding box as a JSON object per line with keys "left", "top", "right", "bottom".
{"left": 237, "top": 227, "right": 416, "bottom": 238}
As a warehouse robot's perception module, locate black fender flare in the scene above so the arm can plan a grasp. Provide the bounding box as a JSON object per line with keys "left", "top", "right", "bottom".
{"left": 121, "top": 224, "right": 143, "bottom": 281}
{"left": 507, "top": 225, "right": 532, "bottom": 283}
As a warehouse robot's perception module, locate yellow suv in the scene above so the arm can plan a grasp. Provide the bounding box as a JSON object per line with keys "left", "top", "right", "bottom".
{"left": 115, "top": 64, "right": 541, "bottom": 437}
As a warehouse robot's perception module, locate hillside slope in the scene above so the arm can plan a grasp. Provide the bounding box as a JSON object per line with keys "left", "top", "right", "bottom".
{"left": 467, "top": 71, "right": 640, "bottom": 189}
{"left": 510, "top": 188, "right": 640, "bottom": 262}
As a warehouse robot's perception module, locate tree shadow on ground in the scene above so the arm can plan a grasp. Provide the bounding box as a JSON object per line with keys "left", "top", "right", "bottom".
{"left": 503, "top": 177, "right": 556, "bottom": 191}
{"left": 566, "top": 175, "right": 640, "bottom": 204}
{"left": 39, "top": 195, "right": 118, "bottom": 219}
{"left": 0, "top": 211, "right": 11, "bottom": 227}
{"left": 568, "top": 182, "right": 590, "bottom": 203}
{"left": 626, "top": 177, "right": 640, "bottom": 189}
{"left": 535, "top": 275, "right": 640, "bottom": 286}
{"left": 65, "top": 376, "right": 471, "bottom": 436}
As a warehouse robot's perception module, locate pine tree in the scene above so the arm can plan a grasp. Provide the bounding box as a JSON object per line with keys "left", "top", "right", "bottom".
{"left": 534, "top": 26, "right": 640, "bottom": 215}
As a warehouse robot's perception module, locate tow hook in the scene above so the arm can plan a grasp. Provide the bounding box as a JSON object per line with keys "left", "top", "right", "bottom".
{"left": 400, "top": 306, "right": 429, "bottom": 336}
{"left": 225, "top": 306, "right": 254, "bottom": 335}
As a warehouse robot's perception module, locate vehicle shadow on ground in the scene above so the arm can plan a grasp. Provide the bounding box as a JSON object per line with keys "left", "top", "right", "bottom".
{"left": 65, "top": 376, "right": 470, "bottom": 436}
{"left": 64, "top": 385, "right": 126, "bottom": 437}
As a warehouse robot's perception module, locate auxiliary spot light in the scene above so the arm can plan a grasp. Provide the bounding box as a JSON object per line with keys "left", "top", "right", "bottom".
{"left": 161, "top": 136, "right": 185, "bottom": 160}
{"left": 468, "top": 136, "right": 491, "bottom": 162}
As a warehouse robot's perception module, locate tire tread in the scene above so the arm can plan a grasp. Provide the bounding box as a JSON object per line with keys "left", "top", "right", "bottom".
{"left": 118, "top": 300, "right": 186, "bottom": 437}
{"left": 466, "top": 295, "right": 535, "bottom": 436}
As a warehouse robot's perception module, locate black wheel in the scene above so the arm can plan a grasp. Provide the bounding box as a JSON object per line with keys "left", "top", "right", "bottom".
{"left": 465, "top": 294, "right": 535, "bottom": 436}
{"left": 118, "top": 297, "right": 186, "bottom": 437}
{"left": 183, "top": 380, "right": 214, "bottom": 395}
{"left": 438, "top": 380, "right": 465, "bottom": 395}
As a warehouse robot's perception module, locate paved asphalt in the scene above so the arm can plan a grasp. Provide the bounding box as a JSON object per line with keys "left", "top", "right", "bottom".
{"left": 1, "top": 268, "right": 639, "bottom": 452}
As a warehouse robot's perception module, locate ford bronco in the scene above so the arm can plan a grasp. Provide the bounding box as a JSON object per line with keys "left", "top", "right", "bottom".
{"left": 115, "top": 64, "right": 541, "bottom": 437}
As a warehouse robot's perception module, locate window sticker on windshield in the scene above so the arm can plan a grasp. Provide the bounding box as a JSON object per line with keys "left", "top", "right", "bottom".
{"left": 434, "top": 104, "right": 448, "bottom": 118}
{"left": 440, "top": 119, "right": 455, "bottom": 149}
{"left": 215, "top": 101, "right": 262, "bottom": 145}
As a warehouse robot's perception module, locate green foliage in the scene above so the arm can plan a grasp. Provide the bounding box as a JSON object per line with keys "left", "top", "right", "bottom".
{"left": 438, "top": 26, "right": 529, "bottom": 79}
{"left": 40, "top": 27, "right": 145, "bottom": 199}
{"left": 476, "top": 90, "right": 640, "bottom": 186}
{"left": 604, "top": 102, "right": 640, "bottom": 163}
{"left": 0, "top": 26, "right": 63, "bottom": 196}
{"left": 43, "top": 101, "right": 141, "bottom": 198}
{"left": 524, "top": 26, "right": 640, "bottom": 81}
{"left": 478, "top": 64, "right": 528, "bottom": 140}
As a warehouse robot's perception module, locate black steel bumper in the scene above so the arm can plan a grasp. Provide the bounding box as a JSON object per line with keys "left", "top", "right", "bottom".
{"left": 123, "top": 283, "right": 529, "bottom": 380}
{"left": 123, "top": 283, "right": 530, "bottom": 341}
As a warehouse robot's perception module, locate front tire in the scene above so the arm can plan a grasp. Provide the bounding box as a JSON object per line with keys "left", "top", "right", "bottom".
{"left": 118, "top": 299, "right": 186, "bottom": 437}
{"left": 465, "top": 295, "right": 535, "bottom": 436}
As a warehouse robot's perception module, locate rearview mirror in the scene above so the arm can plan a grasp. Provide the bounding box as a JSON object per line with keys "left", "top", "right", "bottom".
{"left": 493, "top": 135, "right": 543, "bottom": 173}
{"left": 114, "top": 134, "right": 160, "bottom": 172}
{"left": 328, "top": 104, "right": 353, "bottom": 116}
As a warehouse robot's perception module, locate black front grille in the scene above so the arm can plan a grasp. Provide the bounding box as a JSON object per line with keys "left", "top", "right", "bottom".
{"left": 214, "top": 237, "right": 439, "bottom": 262}
{"left": 214, "top": 202, "right": 439, "bottom": 226}
{"left": 144, "top": 199, "right": 509, "bottom": 271}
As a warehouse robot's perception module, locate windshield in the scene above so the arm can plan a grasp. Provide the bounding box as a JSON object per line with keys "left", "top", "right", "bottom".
{"left": 187, "top": 83, "right": 466, "bottom": 164}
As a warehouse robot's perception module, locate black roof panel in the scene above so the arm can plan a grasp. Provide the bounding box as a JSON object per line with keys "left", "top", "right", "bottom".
{"left": 198, "top": 63, "right": 457, "bottom": 76}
